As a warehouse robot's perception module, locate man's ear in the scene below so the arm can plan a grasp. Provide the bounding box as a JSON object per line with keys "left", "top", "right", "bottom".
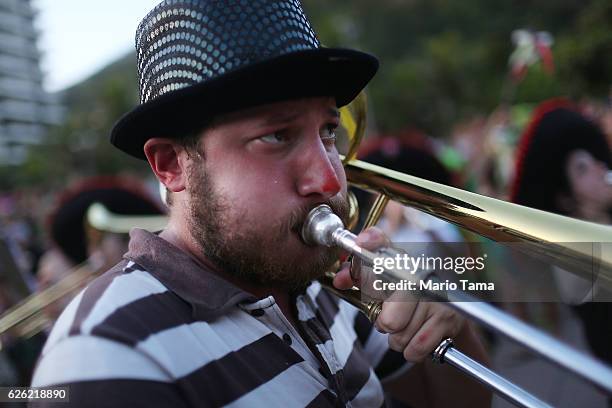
{"left": 144, "top": 138, "right": 187, "bottom": 193}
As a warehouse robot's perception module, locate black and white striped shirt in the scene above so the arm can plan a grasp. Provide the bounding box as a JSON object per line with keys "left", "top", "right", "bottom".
{"left": 31, "top": 229, "right": 411, "bottom": 407}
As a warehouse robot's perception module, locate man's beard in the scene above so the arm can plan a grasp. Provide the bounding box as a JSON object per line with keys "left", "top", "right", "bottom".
{"left": 186, "top": 163, "right": 350, "bottom": 291}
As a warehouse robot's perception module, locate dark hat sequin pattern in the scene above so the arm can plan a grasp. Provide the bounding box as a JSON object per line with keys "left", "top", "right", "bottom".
{"left": 136, "top": 0, "right": 320, "bottom": 104}
{"left": 111, "top": 0, "right": 378, "bottom": 159}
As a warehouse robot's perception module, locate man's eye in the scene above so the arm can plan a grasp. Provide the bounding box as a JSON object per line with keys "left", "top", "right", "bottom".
{"left": 259, "top": 133, "right": 286, "bottom": 144}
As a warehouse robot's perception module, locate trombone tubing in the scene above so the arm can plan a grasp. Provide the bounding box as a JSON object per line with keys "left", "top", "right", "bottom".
{"left": 344, "top": 159, "right": 612, "bottom": 291}
{"left": 321, "top": 275, "right": 551, "bottom": 408}
{"left": 331, "top": 225, "right": 612, "bottom": 395}
{"left": 302, "top": 204, "right": 612, "bottom": 396}
{"left": 438, "top": 340, "right": 552, "bottom": 408}
{"left": 0, "top": 263, "right": 93, "bottom": 336}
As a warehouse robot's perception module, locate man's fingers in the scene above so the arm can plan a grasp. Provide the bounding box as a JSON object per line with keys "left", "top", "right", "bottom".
{"left": 401, "top": 305, "right": 464, "bottom": 363}
{"left": 383, "top": 302, "right": 466, "bottom": 363}
{"left": 333, "top": 262, "right": 354, "bottom": 290}
{"left": 356, "top": 227, "right": 390, "bottom": 250}
{"left": 401, "top": 316, "right": 446, "bottom": 363}
{"left": 333, "top": 227, "right": 390, "bottom": 291}
{"left": 375, "top": 299, "right": 420, "bottom": 335}
{"left": 384, "top": 301, "right": 427, "bottom": 354}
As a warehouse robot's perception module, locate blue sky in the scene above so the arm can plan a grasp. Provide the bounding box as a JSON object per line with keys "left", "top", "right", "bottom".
{"left": 33, "top": 0, "right": 160, "bottom": 92}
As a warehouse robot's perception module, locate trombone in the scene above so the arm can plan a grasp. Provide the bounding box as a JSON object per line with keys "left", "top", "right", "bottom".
{"left": 0, "top": 204, "right": 168, "bottom": 348}
{"left": 0, "top": 94, "right": 610, "bottom": 407}
{"left": 3, "top": 163, "right": 609, "bottom": 406}
{"left": 302, "top": 175, "right": 612, "bottom": 407}
{"left": 0, "top": 262, "right": 96, "bottom": 347}
{"left": 323, "top": 94, "right": 612, "bottom": 406}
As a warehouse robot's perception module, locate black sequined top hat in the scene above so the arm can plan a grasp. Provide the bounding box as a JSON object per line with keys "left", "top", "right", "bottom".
{"left": 111, "top": 0, "right": 379, "bottom": 159}
{"left": 510, "top": 98, "right": 611, "bottom": 214}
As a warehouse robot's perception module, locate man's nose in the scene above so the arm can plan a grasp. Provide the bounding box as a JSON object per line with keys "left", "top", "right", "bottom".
{"left": 295, "top": 141, "right": 341, "bottom": 199}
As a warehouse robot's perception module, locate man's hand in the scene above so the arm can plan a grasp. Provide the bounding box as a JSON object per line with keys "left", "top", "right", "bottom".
{"left": 333, "top": 226, "right": 491, "bottom": 407}
{"left": 333, "top": 226, "right": 465, "bottom": 362}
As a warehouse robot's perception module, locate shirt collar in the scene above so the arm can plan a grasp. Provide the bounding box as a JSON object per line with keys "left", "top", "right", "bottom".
{"left": 125, "top": 228, "right": 257, "bottom": 321}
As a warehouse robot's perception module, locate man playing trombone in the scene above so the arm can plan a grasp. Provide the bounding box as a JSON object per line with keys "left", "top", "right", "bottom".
{"left": 30, "top": 1, "right": 489, "bottom": 406}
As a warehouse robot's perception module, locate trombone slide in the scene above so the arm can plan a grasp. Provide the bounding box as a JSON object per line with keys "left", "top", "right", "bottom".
{"left": 320, "top": 275, "right": 551, "bottom": 408}
{"left": 304, "top": 204, "right": 612, "bottom": 405}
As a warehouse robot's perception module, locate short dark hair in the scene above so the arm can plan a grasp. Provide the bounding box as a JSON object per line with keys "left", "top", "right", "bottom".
{"left": 177, "top": 129, "right": 205, "bottom": 157}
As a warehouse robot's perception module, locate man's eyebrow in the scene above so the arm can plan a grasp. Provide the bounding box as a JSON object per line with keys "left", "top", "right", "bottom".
{"left": 261, "top": 111, "right": 300, "bottom": 127}
{"left": 257, "top": 106, "right": 339, "bottom": 127}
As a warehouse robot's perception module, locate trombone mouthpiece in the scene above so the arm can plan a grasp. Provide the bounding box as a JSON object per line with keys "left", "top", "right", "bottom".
{"left": 606, "top": 171, "right": 612, "bottom": 186}
{"left": 301, "top": 205, "right": 345, "bottom": 247}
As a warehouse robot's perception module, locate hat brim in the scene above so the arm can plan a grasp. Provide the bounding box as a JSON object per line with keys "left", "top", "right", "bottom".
{"left": 111, "top": 47, "right": 378, "bottom": 160}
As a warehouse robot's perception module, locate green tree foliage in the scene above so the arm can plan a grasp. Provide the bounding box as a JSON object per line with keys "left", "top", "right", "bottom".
{"left": 304, "top": 0, "right": 611, "bottom": 135}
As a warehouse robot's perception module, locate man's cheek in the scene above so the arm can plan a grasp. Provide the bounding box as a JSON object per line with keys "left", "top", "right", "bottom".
{"left": 331, "top": 158, "right": 348, "bottom": 193}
